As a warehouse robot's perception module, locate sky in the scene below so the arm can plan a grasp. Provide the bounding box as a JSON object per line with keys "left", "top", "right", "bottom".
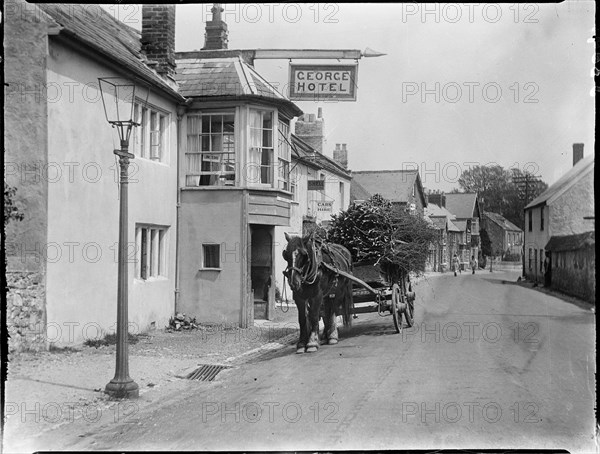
{"left": 107, "top": 2, "right": 595, "bottom": 192}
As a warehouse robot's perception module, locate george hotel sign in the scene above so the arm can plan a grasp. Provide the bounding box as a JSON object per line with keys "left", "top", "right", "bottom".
{"left": 289, "top": 64, "right": 358, "bottom": 101}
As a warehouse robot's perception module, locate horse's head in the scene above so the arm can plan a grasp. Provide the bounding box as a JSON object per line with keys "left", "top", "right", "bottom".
{"left": 282, "top": 232, "right": 314, "bottom": 292}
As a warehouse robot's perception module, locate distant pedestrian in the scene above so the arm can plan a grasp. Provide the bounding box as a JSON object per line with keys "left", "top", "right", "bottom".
{"left": 452, "top": 254, "right": 460, "bottom": 277}
{"left": 470, "top": 255, "right": 477, "bottom": 274}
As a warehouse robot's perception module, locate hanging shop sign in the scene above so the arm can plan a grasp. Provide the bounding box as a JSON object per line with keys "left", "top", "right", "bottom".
{"left": 289, "top": 64, "right": 358, "bottom": 101}
{"left": 307, "top": 179, "right": 325, "bottom": 191}
{"left": 317, "top": 201, "right": 333, "bottom": 212}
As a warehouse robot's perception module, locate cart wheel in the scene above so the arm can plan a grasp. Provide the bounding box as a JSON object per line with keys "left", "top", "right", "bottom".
{"left": 391, "top": 284, "right": 402, "bottom": 333}
{"left": 403, "top": 277, "right": 414, "bottom": 328}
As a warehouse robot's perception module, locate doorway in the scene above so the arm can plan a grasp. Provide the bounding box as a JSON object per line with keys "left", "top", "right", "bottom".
{"left": 250, "top": 225, "right": 274, "bottom": 320}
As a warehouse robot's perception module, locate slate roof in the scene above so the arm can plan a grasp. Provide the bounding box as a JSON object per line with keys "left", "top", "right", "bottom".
{"left": 175, "top": 56, "right": 302, "bottom": 118}
{"left": 545, "top": 231, "right": 595, "bottom": 252}
{"left": 37, "top": 4, "right": 183, "bottom": 101}
{"left": 429, "top": 217, "right": 447, "bottom": 230}
{"left": 425, "top": 204, "right": 456, "bottom": 219}
{"left": 453, "top": 220, "right": 468, "bottom": 232}
{"left": 351, "top": 170, "right": 426, "bottom": 206}
{"left": 350, "top": 179, "right": 372, "bottom": 202}
{"left": 447, "top": 219, "right": 462, "bottom": 232}
{"left": 525, "top": 155, "right": 594, "bottom": 209}
{"left": 484, "top": 211, "right": 522, "bottom": 232}
{"left": 291, "top": 135, "right": 351, "bottom": 179}
{"left": 444, "top": 193, "right": 479, "bottom": 219}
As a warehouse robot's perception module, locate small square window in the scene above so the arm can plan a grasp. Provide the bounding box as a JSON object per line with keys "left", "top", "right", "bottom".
{"left": 203, "top": 244, "right": 220, "bottom": 268}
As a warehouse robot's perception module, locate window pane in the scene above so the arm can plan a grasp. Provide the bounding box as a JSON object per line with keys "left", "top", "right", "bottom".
{"left": 262, "top": 111, "right": 272, "bottom": 129}
{"left": 203, "top": 244, "right": 220, "bottom": 268}
{"left": 210, "top": 116, "right": 222, "bottom": 133}
{"left": 141, "top": 228, "right": 148, "bottom": 280}
{"left": 202, "top": 116, "right": 210, "bottom": 134}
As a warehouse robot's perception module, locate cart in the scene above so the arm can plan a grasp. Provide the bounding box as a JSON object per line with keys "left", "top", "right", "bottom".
{"left": 321, "top": 259, "right": 416, "bottom": 333}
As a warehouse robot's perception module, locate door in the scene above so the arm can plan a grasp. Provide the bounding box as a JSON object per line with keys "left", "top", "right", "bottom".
{"left": 250, "top": 225, "right": 274, "bottom": 320}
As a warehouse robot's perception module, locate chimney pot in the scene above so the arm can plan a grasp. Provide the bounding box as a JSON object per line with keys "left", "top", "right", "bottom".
{"left": 573, "top": 143, "right": 584, "bottom": 166}
{"left": 317, "top": 107, "right": 322, "bottom": 119}
{"left": 335, "top": 144, "right": 340, "bottom": 151}
{"left": 342, "top": 143, "right": 347, "bottom": 151}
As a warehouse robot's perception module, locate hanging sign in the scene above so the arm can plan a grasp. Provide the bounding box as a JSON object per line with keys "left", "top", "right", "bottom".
{"left": 289, "top": 64, "right": 358, "bottom": 101}
{"left": 307, "top": 179, "right": 325, "bottom": 191}
{"left": 317, "top": 201, "right": 333, "bottom": 212}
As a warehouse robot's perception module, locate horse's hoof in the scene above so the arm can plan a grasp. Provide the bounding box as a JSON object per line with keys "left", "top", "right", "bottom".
{"left": 296, "top": 347, "right": 306, "bottom": 354}
{"left": 306, "top": 346, "right": 318, "bottom": 353}
{"left": 328, "top": 338, "right": 338, "bottom": 345}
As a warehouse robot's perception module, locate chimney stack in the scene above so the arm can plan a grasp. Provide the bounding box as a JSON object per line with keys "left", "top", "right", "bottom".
{"left": 203, "top": 4, "right": 228, "bottom": 50}
{"left": 317, "top": 107, "right": 322, "bottom": 119}
{"left": 333, "top": 143, "right": 348, "bottom": 169}
{"left": 294, "top": 110, "right": 324, "bottom": 154}
{"left": 141, "top": 5, "right": 176, "bottom": 78}
{"left": 573, "top": 143, "right": 584, "bottom": 166}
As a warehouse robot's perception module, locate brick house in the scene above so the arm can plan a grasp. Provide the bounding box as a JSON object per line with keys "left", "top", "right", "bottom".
{"left": 481, "top": 211, "right": 524, "bottom": 260}
{"left": 523, "top": 144, "right": 594, "bottom": 284}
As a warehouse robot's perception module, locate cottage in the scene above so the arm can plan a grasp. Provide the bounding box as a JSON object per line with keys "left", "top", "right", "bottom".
{"left": 481, "top": 211, "right": 524, "bottom": 260}
{"left": 5, "top": 2, "right": 184, "bottom": 349}
{"left": 545, "top": 232, "right": 595, "bottom": 303}
{"left": 430, "top": 192, "right": 481, "bottom": 269}
{"left": 350, "top": 170, "right": 427, "bottom": 217}
{"left": 424, "top": 198, "right": 462, "bottom": 272}
{"left": 523, "top": 143, "right": 594, "bottom": 286}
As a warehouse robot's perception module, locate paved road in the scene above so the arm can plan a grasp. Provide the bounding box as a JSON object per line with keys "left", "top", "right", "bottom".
{"left": 36, "top": 271, "right": 597, "bottom": 452}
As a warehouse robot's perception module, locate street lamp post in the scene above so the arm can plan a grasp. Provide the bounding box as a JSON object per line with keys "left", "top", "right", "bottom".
{"left": 99, "top": 77, "right": 149, "bottom": 399}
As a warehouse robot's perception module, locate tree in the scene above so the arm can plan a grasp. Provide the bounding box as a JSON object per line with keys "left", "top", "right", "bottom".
{"left": 457, "top": 165, "right": 548, "bottom": 230}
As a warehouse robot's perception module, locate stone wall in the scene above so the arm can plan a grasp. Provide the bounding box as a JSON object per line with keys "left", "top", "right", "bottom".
{"left": 4, "top": 0, "right": 50, "bottom": 352}
{"left": 552, "top": 247, "right": 595, "bottom": 303}
{"left": 7, "top": 271, "right": 47, "bottom": 352}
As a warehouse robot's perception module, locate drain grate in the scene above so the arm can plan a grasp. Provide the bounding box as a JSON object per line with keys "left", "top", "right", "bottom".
{"left": 186, "top": 364, "right": 230, "bottom": 382}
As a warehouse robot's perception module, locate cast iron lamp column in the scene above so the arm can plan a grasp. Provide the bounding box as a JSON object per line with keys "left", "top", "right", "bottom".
{"left": 98, "top": 77, "right": 149, "bottom": 399}
{"left": 105, "top": 137, "right": 138, "bottom": 398}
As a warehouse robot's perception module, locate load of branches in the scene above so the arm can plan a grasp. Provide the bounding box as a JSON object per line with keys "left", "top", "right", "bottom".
{"left": 326, "top": 194, "right": 437, "bottom": 279}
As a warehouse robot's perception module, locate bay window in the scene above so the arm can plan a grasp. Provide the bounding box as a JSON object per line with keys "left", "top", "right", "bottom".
{"left": 249, "top": 109, "right": 273, "bottom": 186}
{"left": 278, "top": 120, "right": 291, "bottom": 191}
{"left": 186, "top": 112, "right": 235, "bottom": 186}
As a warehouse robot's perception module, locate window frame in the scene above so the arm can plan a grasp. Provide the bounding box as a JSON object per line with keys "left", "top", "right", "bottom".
{"left": 277, "top": 119, "right": 292, "bottom": 192}
{"left": 135, "top": 224, "right": 168, "bottom": 281}
{"left": 248, "top": 108, "right": 275, "bottom": 187}
{"left": 202, "top": 243, "right": 221, "bottom": 269}
{"left": 185, "top": 111, "right": 236, "bottom": 187}
{"left": 133, "top": 102, "right": 170, "bottom": 163}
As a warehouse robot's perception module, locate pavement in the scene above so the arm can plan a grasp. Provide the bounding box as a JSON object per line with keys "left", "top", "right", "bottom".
{"left": 2, "top": 306, "right": 300, "bottom": 454}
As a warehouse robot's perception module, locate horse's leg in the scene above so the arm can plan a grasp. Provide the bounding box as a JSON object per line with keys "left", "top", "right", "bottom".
{"left": 324, "top": 297, "right": 338, "bottom": 345}
{"left": 306, "top": 294, "right": 321, "bottom": 353}
{"left": 295, "top": 297, "right": 308, "bottom": 354}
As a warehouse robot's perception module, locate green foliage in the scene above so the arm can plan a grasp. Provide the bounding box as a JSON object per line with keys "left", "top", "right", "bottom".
{"left": 4, "top": 182, "right": 24, "bottom": 227}
{"left": 327, "top": 194, "right": 437, "bottom": 278}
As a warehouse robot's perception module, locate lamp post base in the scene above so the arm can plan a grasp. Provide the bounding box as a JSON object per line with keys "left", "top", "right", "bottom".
{"left": 105, "top": 379, "right": 139, "bottom": 399}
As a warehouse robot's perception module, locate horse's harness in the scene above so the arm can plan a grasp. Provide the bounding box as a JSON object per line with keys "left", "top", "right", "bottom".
{"left": 284, "top": 239, "right": 342, "bottom": 296}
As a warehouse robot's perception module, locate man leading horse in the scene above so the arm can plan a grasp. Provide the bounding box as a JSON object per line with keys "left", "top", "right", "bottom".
{"left": 282, "top": 232, "right": 353, "bottom": 354}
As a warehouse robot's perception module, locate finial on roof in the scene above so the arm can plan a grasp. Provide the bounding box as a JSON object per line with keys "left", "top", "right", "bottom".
{"left": 211, "top": 4, "right": 223, "bottom": 21}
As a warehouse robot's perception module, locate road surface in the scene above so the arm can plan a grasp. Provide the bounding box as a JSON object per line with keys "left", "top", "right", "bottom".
{"left": 23, "top": 270, "right": 597, "bottom": 452}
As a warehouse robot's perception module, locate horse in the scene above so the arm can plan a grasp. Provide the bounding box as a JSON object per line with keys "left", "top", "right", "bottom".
{"left": 282, "top": 232, "right": 354, "bottom": 354}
